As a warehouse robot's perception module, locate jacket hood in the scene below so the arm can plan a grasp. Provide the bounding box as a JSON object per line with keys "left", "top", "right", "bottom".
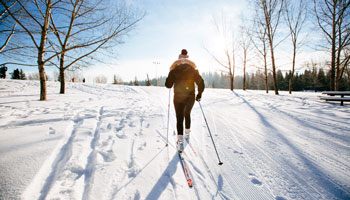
{"left": 170, "top": 59, "right": 196, "bottom": 71}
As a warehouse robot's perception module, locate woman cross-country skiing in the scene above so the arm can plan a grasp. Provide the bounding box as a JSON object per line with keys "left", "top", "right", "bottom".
{"left": 165, "top": 49, "right": 205, "bottom": 153}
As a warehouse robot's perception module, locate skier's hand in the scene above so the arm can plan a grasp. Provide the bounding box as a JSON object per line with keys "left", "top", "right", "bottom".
{"left": 196, "top": 93, "right": 202, "bottom": 102}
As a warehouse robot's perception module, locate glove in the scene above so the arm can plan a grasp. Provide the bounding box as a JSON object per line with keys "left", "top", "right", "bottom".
{"left": 196, "top": 93, "right": 202, "bottom": 102}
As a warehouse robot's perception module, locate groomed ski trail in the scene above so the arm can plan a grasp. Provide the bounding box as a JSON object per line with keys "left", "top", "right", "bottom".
{"left": 9, "top": 82, "right": 348, "bottom": 200}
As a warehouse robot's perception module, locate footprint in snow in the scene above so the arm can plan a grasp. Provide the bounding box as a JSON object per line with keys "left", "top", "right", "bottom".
{"left": 128, "top": 121, "right": 136, "bottom": 127}
{"left": 251, "top": 178, "right": 262, "bottom": 186}
{"left": 275, "top": 196, "right": 287, "bottom": 200}
{"left": 99, "top": 150, "right": 116, "bottom": 162}
{"left": 70, "top": 165, "right": 85, "bottom": 178}
{"left": 138, "top": 142, "right": 147, "bottom": 150}
{"left": 133, "top": 190, "right": 141, "bottom": 200}
{"left": 49, "top": 127, "right": 56, "bottom": 135}
{"left": 116, "top": 133, "right": 127, "bottom": 139}
{"left": 233, "top": 150, "right": 243, "bottom": 155}
{"left": 248, "top": 173, "right": 263, "bottom": 186}
{"left": 107, "top": 123, "right": 112, "bottom": 130}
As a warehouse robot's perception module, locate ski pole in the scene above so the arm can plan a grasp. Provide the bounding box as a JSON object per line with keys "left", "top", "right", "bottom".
{"left": 166, "top": 89, "right": 171, "bottom": 146}
{"left": 198, "top": 101, "right": 223, "bottom": 165}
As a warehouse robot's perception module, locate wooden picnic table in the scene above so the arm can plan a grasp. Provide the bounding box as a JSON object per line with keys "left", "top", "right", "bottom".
{"left": 322, "top": 91, "right": 350, "bottom": 96}
{"left": 321, "top": 91, "right": 350, "bottom": 105}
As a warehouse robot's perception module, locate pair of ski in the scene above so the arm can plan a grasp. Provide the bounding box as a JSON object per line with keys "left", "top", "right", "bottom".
{"left": 178, "top": 151, "right": 193, "bottom": 187}
{"left": 178, "top": 140, "right": 196, "bottom": 188}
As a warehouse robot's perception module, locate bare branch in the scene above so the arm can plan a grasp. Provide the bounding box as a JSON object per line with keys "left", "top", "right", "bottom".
{"left": 0, "top": 21, "right": 17, "bottom": 52}
{"left": 0, "top": 0, "right": 39, "bottom": 48}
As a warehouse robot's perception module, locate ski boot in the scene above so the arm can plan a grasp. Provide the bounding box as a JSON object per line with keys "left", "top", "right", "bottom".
{"left": 177, "top": 135, "right": 184, "bottom": 153}
{"left": 184, "top": 129, "right": 191, "bottom": 142}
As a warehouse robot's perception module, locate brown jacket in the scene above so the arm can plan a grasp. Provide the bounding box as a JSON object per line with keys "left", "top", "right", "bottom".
{"left": 165, "top": 60, "right": 204, "bottom": 99}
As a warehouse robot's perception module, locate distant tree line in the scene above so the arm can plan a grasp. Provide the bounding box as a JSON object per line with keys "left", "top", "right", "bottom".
{"left": 124, "top": 76, "right": 166, "bottom": 87}
{"left": 131, "top": 66, "right": 349, "bottom": 92}
{"left": 7, "top": 65, "right": 349, "bottom": 92}
{"left": 200, "top": 67, "right": 349, "bottom": 92}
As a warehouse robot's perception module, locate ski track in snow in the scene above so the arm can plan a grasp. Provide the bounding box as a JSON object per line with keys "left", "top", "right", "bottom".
{"left": 200, "top": 90, "right": 350, "bottom": 200}
{"left": 0, "top": 80, "right": 349, "bottom": 200}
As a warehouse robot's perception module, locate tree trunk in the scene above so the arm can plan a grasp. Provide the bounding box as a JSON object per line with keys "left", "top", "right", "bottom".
{"left": 264, "top": 68, "right": 268, "bottom": 93}
{"left": 230, "top": 73, "right": 234, "bottom": 91}
{"left": 289, "top": 45, "right": 296, "bottom": 94}
{"left": 37, "top": 0, "right": 52, "bottom": 101}
{"left": 335, "top": 53, "right": 340, "bottom": 91}
{"left": 38, "top": 62, "right": 47, "bottom": 100}
{"left": 263, "top": 0, "right": 279, "bottom": 95}
{"left": 330, "top": 2, "right": 337, "bottom": 91}
{"left": 232, "top": 63, "right": 235, "bottom": 90}
{"left": 264, "top": 47, "right": 268, "bottom": 94}
{"left": 60, "top": 68, "right": 65, "bottom": 94}
{"left": 269, "top": 38, "right": 279, "bottom": 95}
{"left": 60, "top": 53, "right": 66, "bottom": 94}
{"left": 243, "top": 51, "right": 247, "bottom": 91}
{"left": 335, "top": 19, "right": 343, "bottom": 91}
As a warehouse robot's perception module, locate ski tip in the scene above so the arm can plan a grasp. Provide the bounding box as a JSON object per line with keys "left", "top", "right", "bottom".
{"left": 218, "top": 162, "right": 223, "bottom": 165}
{"left": 188, "top": 179, "right": 193, "bottom": 187}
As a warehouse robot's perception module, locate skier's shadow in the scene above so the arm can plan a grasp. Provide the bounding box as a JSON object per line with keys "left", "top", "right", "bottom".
{"left": 145, "top": 153, "right": 179, "bottom": 200}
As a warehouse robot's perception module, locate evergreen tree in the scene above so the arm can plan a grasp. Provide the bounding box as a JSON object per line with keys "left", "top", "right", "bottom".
{"left": 10, "top": 68, "right": 20, "bottom": 79}
{"left": 146, "top": 74, "right": 151, "bottom": 86}
{"left": 134, "top": 76, "right": 139, "bottom": 86}
{"left": 317, "top": 68, "right": 327, "bottom": 91}
{"left": 19, "top": 69, "right": 26, "bottom": 80}
{"left": 277, "top": 70, "right": 285, "bottom": 90}
{"left": 0, "top": 66, "right": 7, "bottom": 79}
{"left": 113, "top": 75, "right": 118, "bottom": 84}
{"left": 293, "top": 73, "right": 302, "bottom": 91}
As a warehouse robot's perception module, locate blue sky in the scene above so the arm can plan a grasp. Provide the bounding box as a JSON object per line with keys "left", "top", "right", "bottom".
{"left": 85, "top": 0, "right": 248, "bottom": 82}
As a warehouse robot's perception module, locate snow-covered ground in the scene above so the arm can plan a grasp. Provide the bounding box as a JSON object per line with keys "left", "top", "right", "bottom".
{"left": 0, "top": 79, "right": 349, "bottom": 200}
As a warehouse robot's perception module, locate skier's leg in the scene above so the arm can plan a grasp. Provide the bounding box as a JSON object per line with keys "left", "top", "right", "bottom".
{"left": 184, "top": 95, "right": 195, "bottom": 130}
{"left": 184, "top": 95, "right": 195, "bottom": 141}
{"left": 174, "top": 101, "right": 185, "bottom": 135}
{"left": 174, "top": 100, "right": 186, "bottom": 152}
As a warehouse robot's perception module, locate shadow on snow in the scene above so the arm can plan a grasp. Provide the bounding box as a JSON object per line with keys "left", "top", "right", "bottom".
{"left": 232, "top": 91, "right": 350, "bottom": 199}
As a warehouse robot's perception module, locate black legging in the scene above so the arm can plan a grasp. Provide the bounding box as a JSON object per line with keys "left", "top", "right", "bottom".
{"left": 174, "top": 94, "right": 195, "bottom": 135}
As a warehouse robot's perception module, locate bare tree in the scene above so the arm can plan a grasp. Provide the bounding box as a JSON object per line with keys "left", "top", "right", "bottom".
{"left": 335, "top": 1, "right": 350, "bottom": 90}
{"left": 254, "top": 0, "right": 285, "bottom": 95}
{"left": 49, "top": 0, "right": 143, "bottom": 94}
{"left": 94, "top": 75, "right": 107, "bottom": 84}
{"left": 314, "top": 0, "right": 350, "bottom": 91}
{"left": 206, "top": 13, "right": 237, "bottom": 91}
{"left": 251, "top": 12, "right": 269, "bottom": 93}
{"left": 113, "top": 74, "right": 123, "bottom": 84}
{"left": 1, "top": 0, "right": 61, "bottom": 100}
{"left": 284, "top": 0, "right": 307, "bottom": 94}
{"left": 239, "top": 21, "right": 252, "bottom": 91}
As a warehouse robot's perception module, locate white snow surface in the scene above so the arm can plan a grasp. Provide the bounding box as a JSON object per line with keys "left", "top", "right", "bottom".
{"left": 0, "top": 79, "right": 349, "bottom": 200}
